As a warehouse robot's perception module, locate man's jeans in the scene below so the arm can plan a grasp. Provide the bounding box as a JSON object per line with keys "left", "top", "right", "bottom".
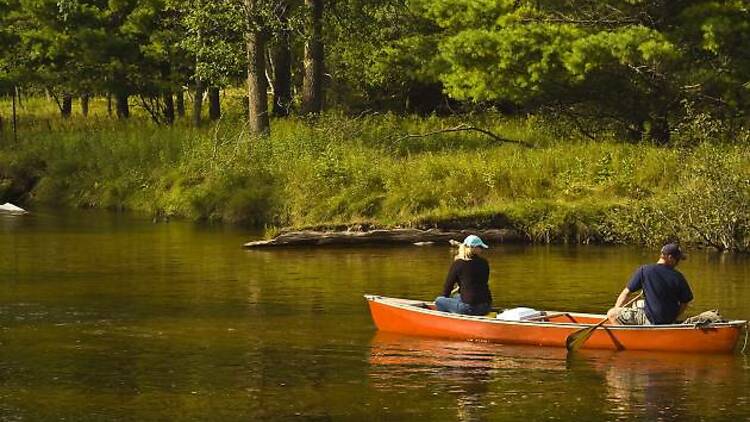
{"left": 435, "top": 296, "right": 490, "bottom": 316}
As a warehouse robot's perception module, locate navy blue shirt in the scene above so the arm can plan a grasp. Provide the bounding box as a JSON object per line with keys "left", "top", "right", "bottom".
{"left": 627, "top": 264, "right": 693, "bottom": 324}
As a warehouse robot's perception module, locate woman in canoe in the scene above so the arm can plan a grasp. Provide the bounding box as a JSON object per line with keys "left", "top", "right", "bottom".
{"left": 435, "top": 235, "right": 492, "bottom": 316}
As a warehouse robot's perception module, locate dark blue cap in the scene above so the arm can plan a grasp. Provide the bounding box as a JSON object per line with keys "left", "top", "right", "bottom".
{"left": 661, "top": 243, "right": 685, "bottom": 260}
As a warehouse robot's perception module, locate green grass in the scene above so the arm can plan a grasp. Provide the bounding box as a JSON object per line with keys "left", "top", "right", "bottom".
{"left": 1, "top": 95, "right": 749, "bottom": 250}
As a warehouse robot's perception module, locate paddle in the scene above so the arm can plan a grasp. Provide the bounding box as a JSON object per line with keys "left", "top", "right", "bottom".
{"left": 565, "top": 292, "right": 642, "bottom": 352}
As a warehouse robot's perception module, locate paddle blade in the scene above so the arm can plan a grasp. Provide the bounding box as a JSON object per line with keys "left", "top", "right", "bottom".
{"left": 565, "top": 318, "right": 607, "bottom": 352}
{"left": 565, "top": 326, "right": 596, "bottom": 351}
{"left": 567, "top": 293, "right": 638, "bottom": 352}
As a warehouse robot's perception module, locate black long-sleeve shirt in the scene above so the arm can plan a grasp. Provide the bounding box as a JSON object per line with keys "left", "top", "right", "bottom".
{"left": 441, "top": 256, "right": 491, "bottom": 306}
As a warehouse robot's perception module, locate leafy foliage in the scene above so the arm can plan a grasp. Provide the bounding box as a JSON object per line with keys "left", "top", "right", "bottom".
{"left": 395, "top": 0, "right": 750, "bottom": 142}
{"left": 2, "top": 104, "right": 749, "bottom": 249}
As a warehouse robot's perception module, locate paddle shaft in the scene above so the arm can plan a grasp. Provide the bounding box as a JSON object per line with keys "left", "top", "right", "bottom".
{"left": 526, "top": 312, "right": 571, "bottom": 322}
{"left": 565, "top": 292, "right": 642, "bottom": 352}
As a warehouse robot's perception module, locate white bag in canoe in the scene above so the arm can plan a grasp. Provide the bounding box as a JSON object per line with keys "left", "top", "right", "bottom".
{"left": 496, "top": 307, "right": 544, "bottom": 321}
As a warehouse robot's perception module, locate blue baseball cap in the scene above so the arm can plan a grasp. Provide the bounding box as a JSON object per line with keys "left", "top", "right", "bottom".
{"left": 463, "top": 235, "right": 489, "bottom": 249}
{"left": 661, "top": 243, "right": 686, "bottom": 260}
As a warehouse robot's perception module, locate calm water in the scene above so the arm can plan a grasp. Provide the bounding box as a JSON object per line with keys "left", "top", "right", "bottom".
{"left": 1, "top": 209, "right": 749, "bottom": 421}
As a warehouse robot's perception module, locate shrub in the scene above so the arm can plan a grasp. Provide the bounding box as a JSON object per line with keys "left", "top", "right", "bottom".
{"left": 1, "top": 110, "right": 749, "bottom": 253}
{"left": 670, "top": 144, "right": 750, "bottom": 252}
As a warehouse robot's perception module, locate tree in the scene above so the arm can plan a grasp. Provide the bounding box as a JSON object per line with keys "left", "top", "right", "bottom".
{"left": 0, "top": 0, "right": 23, "bottom": 132}
{"left": 301, "top": 0, "right": 323, "bottom": 114}
{"left": 10, "top": 0, "right": 186, "bottom": 122}
{"left": 270, "top": 0, "right": 293, "bottom": 117}
{"left": 401, "top": 0, "right": 750, "bottom": 143}
{"left": 208, "top": 86, "right": 220, "bottom": 120}
{"left": 244, "top": 0, "right": 270, "bottom": 134}
{"left": 323, "top": 0, "right": 445, "bottom": 113}
{"left": 179, "top": 0, "right": 245, "bottom": 126}
{"left": 11, "top": 0, "right": 90, "bottom": 118}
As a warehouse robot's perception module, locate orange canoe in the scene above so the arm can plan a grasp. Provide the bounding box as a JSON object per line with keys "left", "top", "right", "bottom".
{"left": 365, "top": 295, "right": 748, "bottom": 354}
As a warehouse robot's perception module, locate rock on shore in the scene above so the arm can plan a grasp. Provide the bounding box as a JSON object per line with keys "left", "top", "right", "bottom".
{"left": 0, "top": 203, "right": 28, "bottom": 215}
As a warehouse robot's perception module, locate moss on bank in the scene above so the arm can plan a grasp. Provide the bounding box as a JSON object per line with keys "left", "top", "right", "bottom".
{"left": 1, "top": 110, "right": 749, "bottom": 251}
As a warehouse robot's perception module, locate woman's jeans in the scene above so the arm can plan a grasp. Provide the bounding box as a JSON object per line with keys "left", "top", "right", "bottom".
{"left": 435, "top": 296, "right": 491, "bottom": 316}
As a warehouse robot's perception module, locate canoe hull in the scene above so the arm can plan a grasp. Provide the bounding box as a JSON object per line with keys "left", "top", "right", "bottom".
{"left": 366, "top": 295, "right": 746, "bottom": 354}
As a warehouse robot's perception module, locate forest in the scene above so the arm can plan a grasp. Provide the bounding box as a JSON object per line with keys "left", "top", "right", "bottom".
{"left": 1, "top": 0, "right": 749, "bottom": 251}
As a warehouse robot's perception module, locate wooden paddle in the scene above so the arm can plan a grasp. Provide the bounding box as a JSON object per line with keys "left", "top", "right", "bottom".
{"left": 565, "top": 292, "right": 642, "bottom": 352}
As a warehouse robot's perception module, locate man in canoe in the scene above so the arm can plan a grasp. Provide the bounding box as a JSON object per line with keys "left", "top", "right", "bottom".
{"left": 607, "top": 243, "right": 693, "bottom": 325}
{"left": 435, "top": 235, "right": 492, "bottom": 316}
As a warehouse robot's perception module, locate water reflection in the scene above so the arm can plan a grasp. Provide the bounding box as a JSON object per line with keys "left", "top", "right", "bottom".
{"left": 369, "top": 332, "right": 748, "bottom": 421}
{"left": 368, "top": 332, "right": 572, "bottom": 421}
{"left": 369, "top": 331, "right": 567, "bottom": 370}
{"left": 571, "top": 351, "right": 737, "bottom": 420}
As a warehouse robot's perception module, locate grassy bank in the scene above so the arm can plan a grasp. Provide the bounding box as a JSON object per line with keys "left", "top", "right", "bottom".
{"left": 1, "top": 98, "right": 749, "bottom": 251}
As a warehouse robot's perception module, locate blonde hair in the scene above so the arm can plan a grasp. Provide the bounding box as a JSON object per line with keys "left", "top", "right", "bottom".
{"left": 455, "top": 244, "right": 476, "bottom": 261}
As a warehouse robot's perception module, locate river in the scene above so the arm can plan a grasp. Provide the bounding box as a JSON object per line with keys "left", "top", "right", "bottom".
{"left": 1, "top": 209, "right": 749, "bottom": 420}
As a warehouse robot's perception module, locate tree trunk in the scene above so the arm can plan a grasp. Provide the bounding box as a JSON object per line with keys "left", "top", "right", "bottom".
{"left": 301, "top": 0, "right": 324, "bottom": 114}
{"left": 208, "top": 86, "right": 221, "bottom": 120}
{"left": 159, "top": 62, "right": 175, "bottom": 124}
{"left": 107, "top": 94, "right": 113, "bottom": 117}
{"left": 272, "top": 2, "right": 292, "bottom": 117}
{"left": 193, "top": 79, "right": 205, "bottom": 127}
{"left": 12, "top": 87, "right": 18, "bottom": 142}
{"left": 163, "top": 92, "right": 175, "bottom": 125}
{"left": 15, "top": 86, "right": 23, "bottom": 108}
{"left": 176, "top": 89, "right": 185, "bottom": 117}
{"left": 115, "top": 93, "right": 129, "bottom": 119}
{"left": 61, "top": 94, "right": 73, "bottom": 118}
{"left": 647, "top": 117, "right": 670, "bottom": 145}
{"left": 81, "top": 94, "right": 89, "bottom": 117}
{"left": 245, "top": 1, "right": 270, "bottom": 135}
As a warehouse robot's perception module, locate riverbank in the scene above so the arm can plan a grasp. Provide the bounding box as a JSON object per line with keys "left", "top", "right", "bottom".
{"left": 1, "top": 110, "right": 749, "bottom": 251}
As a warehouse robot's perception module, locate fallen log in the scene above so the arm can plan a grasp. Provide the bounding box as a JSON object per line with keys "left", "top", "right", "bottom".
{"left": 243, "top": 228, "right": 521, "bottom": 248}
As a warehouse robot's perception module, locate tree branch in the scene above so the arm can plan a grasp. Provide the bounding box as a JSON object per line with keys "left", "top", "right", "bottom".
{"left": 47, "top": 87, "right": 63, "bottom": 113}
{"left": 138, "top": 95, "right": 164, "bottom": 125}
{"left": 521, "top": 16, "right": 640, "bottom": 27}
{"left": 398, "top": 124, "right": 535, "bottom": 148}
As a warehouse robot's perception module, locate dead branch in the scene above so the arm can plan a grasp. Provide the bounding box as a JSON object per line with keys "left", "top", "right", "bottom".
{"left": 521, "top": 16, "right": 640, "bottom": 27}
{"left": 138, "top": 95, "right": 164, "bottom": 125}
{"left": 398, "top": 124, "right": 535, "bottom": 148}
{"left": 47, "top": 87, "right": 63, "bottom": 114}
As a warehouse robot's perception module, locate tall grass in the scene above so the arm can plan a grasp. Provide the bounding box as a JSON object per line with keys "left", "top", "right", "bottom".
{"left": 1, "top": 96, "right": 749, "bottom": 250}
